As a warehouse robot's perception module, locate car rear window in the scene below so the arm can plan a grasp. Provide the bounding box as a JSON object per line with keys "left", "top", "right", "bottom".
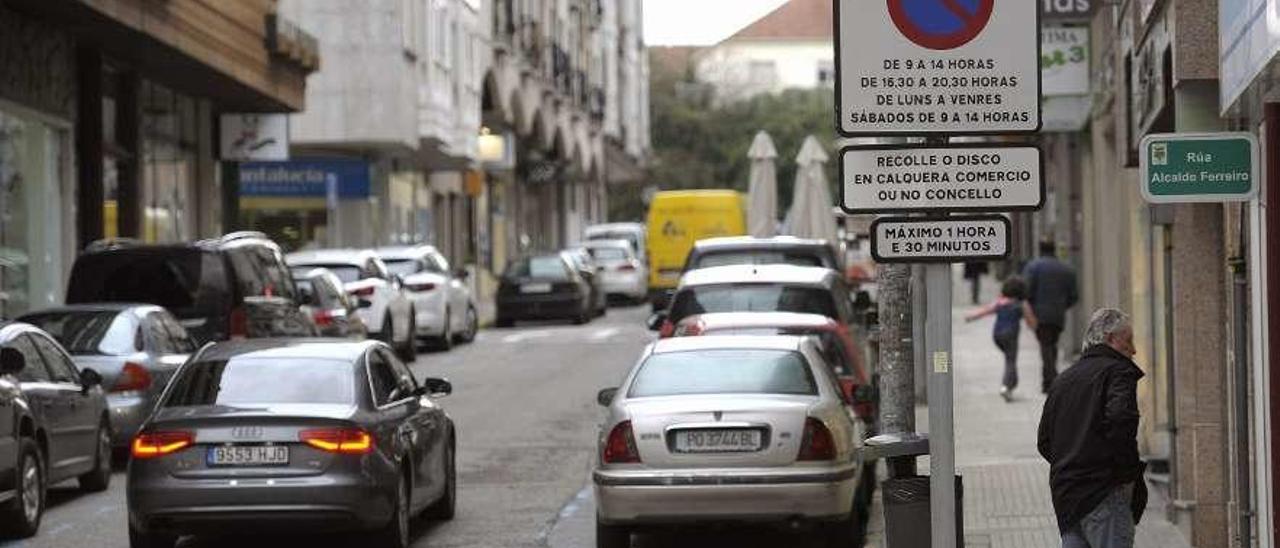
{"left": 66, "top": 250, "right": 226, "bottom": 318}
{"left": 163, "top": 357, "right": 355, "bottom": 406}
{"left": 669, "top": 284, "right": 837, "bottom": 324}
{"left": 506, "top": 256, "right": 569, "bottom": 279}
{"left": 19, "top": 311, "right": 137, "bottom": 356}
{"left": 692, "top": 250, "right": 825, "bottom": 270}
{"left": 225, "top": 247, "right": 297, "bottom": 301}
{"left": 587, "top": 232, "right": 639, "bottom": 250}
{"left": 382, "top": 259, "right": 421, "bottom": 277}
{"left": 587, "top": 247, "right": 629, "bottom": 261}
{"left": 293, "top": 264, "right": 361, "bottom": 284}
{"left": 628, "top": 349, "right": 816, "bottom": 397}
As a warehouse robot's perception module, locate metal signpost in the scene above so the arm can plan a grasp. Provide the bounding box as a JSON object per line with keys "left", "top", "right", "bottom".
{"left": 836, "top": 1, "right": 1041, "bottom": 546}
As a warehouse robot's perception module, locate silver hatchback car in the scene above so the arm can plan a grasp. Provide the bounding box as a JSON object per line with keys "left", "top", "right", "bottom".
{"left": 593, "top": 336, "right": 870, "bottom": 548}
{"left": 126, "top": 339, "right": 456, "bottom": 548}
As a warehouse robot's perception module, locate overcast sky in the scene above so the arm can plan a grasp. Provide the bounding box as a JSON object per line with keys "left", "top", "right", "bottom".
{"left": 643, "top": 0, "right": 788, "bottom": 45}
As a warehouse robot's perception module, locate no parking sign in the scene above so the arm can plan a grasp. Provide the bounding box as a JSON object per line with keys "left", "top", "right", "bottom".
{"left": 835, "top": 0, "right": 1041, "bottom": 136}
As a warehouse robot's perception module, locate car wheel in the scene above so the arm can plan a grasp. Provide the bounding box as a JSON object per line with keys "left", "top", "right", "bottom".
{"left": 433, "top": 310, "right": 454, "bottom": 351}
{"left": 1, "top": 438, "right": 43, "bottom": 538}
{"left": 596, "top": 518, "right": 630, "bottom": 548}
{"left": 128, "top": 523, "right": 177, "bottom": 548}
{"left": 820, "top": 493, "right": 867, "bottom": 548}
{"left": 79, "top": 421, "right": 112, "bottom": 492}
{"left": 573, "top": 307, "right": 591, "bottom": 325}
{"left": 377, "top": 472, "right": 412, "bottom": 548}
{"left": 457, "top": 306, "right": 479, "bottom": 344}
{"left": 399, "top": 312, "right": 419, "bottom": 361}
{"left": 423, "top": 436, "right": 456, "bottom": 520}
{"left": 380, "top": 317, "right": 395, "bottom": 346}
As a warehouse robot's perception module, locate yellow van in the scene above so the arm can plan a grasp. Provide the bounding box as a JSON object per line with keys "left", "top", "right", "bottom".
{"left": 645, "top": 190, "right": 746, "bottom": 309}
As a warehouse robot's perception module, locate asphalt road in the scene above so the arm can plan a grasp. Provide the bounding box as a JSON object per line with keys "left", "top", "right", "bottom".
{"left": 2, "top": 305, "right": 840, "bottom": 548}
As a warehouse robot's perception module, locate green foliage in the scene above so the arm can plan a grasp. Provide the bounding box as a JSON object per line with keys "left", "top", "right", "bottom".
{"left": 609, "top": 61, "right": 838, "bottom": 222}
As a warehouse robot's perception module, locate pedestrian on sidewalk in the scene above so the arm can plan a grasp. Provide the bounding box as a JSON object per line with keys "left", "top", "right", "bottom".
{"left": 1023, "top": 238, "right": 1079, "bottom": 392}
{"left": 1037, "top": 308, "right": 1147, "bottom": 548}
{"left": 963, "top": 261, "right": 989, "bottom": 304}
{"left": 964, "top": 276, "right": 1037, "bottom": 402}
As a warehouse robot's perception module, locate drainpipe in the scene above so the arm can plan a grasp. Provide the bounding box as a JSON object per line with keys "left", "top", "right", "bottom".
{"left": 1231, "top": 204, "right": 1252, "bottom": 548}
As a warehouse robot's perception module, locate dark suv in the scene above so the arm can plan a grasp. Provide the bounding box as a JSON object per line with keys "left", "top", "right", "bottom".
{"left": 65, "top": 232, "right": 316, "bottom": 344}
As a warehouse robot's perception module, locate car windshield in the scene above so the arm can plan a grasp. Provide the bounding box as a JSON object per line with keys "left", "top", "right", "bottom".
{"left": 693, "top": 250, "right": 825, "bottom": 270}
{"left": 163, "top": 357, "right": 355, "bottom": 406}
{"left": 587, "top": 247, "right": 629, "bottom": 261}
{"left": 669, "top": 284, "right": 837, "bottom": 324}
{"left": 293, "top": 264, "right": 361, "bottom": 283}
{"left": 506, "top": 256, "right": 569, "bottom": 279}
{"left": 383, "top": 259, "right": 420, "bottom": 277}
{"left": 19, "top": 311, "right": 137, "bottom": 355}
{"left": 66, "top": 250, "right": 225, "bottom": 318}
{"left": 628, "top": 349, "right": 816, "bottom": 397}
{"left": 587, "top": 232, "right": 639, "bottom": 250}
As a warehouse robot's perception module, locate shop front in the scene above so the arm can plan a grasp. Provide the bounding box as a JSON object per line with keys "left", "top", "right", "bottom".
{"left": 238, "top": 158, "right": 372, "bottom": 251}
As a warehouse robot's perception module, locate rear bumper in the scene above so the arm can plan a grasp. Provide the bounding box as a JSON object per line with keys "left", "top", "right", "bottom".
{"left": 412, "top": 292, "right": 448, "bottom": 336}
{"left": 128, "top": 473, "right": 392, "bottom": 534}
{"left": 593, "top": 466, "right": 857, "bottom": 525}
{"left": 497, "top": 295, "right": 584, "bottom": 319}
{"left": 600, "top": 274, "right": 646, "bottom": 299}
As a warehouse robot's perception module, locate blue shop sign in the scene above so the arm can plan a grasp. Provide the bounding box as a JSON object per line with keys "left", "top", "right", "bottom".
{"left": 239, "top": 159, "right": 371, "bottom": 198}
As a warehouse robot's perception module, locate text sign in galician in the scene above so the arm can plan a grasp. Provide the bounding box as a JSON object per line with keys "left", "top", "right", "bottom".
{"left": 839, "top": 144, "right": 1044, "bottom": 214}
{"left": 835, "top": 0, "right": 1041, "bottom": 136}
{"left": 871, "top": 215, "right": 1011, "bottom": 263}
{"left": 1139, "top": 132, "right": 1260, "bottom": 204}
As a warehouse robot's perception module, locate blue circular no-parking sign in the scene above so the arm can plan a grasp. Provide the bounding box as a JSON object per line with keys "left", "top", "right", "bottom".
{"left": 887, "top": 0, "right": 995, "bottom": 51}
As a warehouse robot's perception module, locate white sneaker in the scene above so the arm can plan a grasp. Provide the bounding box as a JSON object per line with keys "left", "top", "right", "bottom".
{"left": 999, "top": 386, "right": 1013, "bottom": 402}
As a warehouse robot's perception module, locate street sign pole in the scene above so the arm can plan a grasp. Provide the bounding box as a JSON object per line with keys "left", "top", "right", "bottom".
{"left": 926, "top": 236, "right": 956, "bottom": 548}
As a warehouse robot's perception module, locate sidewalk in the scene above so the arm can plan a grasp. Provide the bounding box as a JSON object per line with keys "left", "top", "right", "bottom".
{"left": 865, "top": 272, "right": 1192, "bottom": 548}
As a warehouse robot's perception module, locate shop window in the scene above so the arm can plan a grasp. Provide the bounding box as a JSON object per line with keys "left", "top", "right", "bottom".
{"left": 0, "top": 109, "right": 68, "bottom": 318}
{"left": 142, "top": 81, "right": 197, "bottom": 243}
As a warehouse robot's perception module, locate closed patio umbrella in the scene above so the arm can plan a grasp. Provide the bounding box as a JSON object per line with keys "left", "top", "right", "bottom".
{"left": 783, "top": 135, "right": 838, "bottom": 245}
{"left": 746, "top": 131, "right": 779, "bottom": 238}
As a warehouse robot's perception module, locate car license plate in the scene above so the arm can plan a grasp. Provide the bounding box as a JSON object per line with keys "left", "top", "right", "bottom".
{"left": 207, "top": 445, "right": 290, "bottom": 466}
{"left": 522, "top": 283, "right": 553, "bottom": 294}
{"left": 673, "top": 429, "right": 762, "bottom": 453}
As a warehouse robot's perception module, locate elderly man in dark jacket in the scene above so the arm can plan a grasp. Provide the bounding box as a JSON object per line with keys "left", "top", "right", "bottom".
{"left": 1038, "top": 308, "right": 1146, "bottom": 548}
{"left": 1024, "top": 239, "right": 1079, "bottom": 392}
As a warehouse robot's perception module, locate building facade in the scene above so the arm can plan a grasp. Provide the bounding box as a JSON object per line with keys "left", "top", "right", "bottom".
{"left": 693, "top": 0, "right": 833, "bottom": 104}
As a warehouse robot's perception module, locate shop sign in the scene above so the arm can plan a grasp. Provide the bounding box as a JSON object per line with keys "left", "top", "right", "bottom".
{"left": 871, "top": 215, "right": 1011, "bottom": 263}
{"left": 239, "top": 159, "right": 371, "bottom": 198}
{"left": 220, "top": 114, "right": 289, "bottom": 161}
{"left": 839, "top": 144, "right": 1044, "bottom": 214}
{"left": 1041, "top": 0, "right": 1096, "bottom": 20}
{"left": 1042, "top": 26, "right": 1090, "bottom": 96}
{"left": 835, "top": 0, "right": 1042, "bottom": 135}
{"left": 1139, "top": 132, "right": 1259, "bottom": 203}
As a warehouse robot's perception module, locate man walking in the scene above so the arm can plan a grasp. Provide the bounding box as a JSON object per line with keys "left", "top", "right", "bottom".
{"left": 1038, "top": 309, "right": 1147, "bottom": 548}
{"left": 1024, "top": 238, "right": 1079, "bottom": 392}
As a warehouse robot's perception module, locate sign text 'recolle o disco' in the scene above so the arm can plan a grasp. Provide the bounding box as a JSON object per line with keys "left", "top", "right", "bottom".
{"left": 840, "top": 145, "right": 1044, "bottom": 214}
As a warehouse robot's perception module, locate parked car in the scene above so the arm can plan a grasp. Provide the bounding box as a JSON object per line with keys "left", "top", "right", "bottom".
{"left": 683, "top": 236, "right": 840, "bottom": 274}
{"left": 584, "top": 223, "right": 646, "bottom": 260}
{"left": 496, "top": 252, "right": 597, "bottom": 326}
{"left": 565, "top": 247, "right": 608, "bottom": 317}
{"left": 66, "top": 232, "right": 316, "bottom": 344}
{"left": 671, "top": 312, "right": 876, "bottom": 424}
{"left": 645, "top": 190, "right": 747, "bottom": 310}
{"left": 376, "top": 245, "right": 479, "bottom": 349}
{"left": 651, "top": 265, "right": 860, "bottom": 338}
{"left": 593, "top": 335, "right": 871, "bottom": 548}
{"left": 17, "top": 305, "right": 196, "bottom": 451}
{"left": 293, "top": 268, "right": 368, "bottom": 339}
{"left": 583, "top": 239, "right": 648, "bottom": 304}
{"left": 126, "top": 339, "right": 456, "bottom": 548}
{"left": 0, "top": 322, "right": 112, "bottom": 537}
{"left": 286, "top": 249, "right": 417, "bottom": 361}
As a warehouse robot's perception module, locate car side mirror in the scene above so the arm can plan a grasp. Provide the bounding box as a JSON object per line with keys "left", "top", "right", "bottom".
{"left": 79, "top": 368, "right": 103, "bottom": 392}
{"left": 646, "top": 312, "right": 667, "bottom": 332}
{"left": 597, "top": 387, "right": 619, "bottom": 407}
{"left": 422, "top": 377, "right": 452, "bottom": 398}
{"left": 0, "top": 348, "right": 24, "bottom": 376}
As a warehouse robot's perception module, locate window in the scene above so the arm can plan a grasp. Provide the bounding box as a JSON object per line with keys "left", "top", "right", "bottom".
{"left": 159, "top": 313, "right": 197, "bottom": 354}
{"left": 367, "top": 350, "right": 401, "bottom": 406}
{"left": 30, "top": 334, "right": 78, "bottom": 383}
{"left": 747, "top": 60, "right": 778, "bottom": 86}
{"left": 143, "top": 313, "right": 175, "bottom": 353}
{"left": 505, "top": 256, "right": 570, "bottom": 280}
{"left": 163, "top": 357, "right": 356, "bottom": 407}
{"left": 0, "top": 108, "right": 68, "bottom": 318}
{"left": 6, "top": 335, "right": 50, "bottom": 383}
{"left": 692, "top": 251, "right": 824, "bottom": 270}
{"left": 669, "top": 284, "right": 838, "bottom": 324}
{"left": 141, "top": 81, "right": 197, "bottom": 243}
{"left": 628, "top": 350, "right": 817, "bottom": 398}
{"left": 385, "top": 350, "right": 418, "bottom": 400}
{"left": 19, "top": 310, "right": 138, "bottom": 356}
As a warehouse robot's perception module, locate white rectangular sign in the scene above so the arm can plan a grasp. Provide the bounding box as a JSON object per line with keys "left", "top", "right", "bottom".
{"left": 1042, "top": 26, "right": 1089, "bottom": 96}
{"left": 835, "top": 0, "right": 1041, "bottom": 135}
{"left": 871, "top": 216, "right": 1011, "bottom": 263}
{"left": 220, "top": 114, "right": 289, "bottom": 161}
{"left": 840, "top": 145, "right": 1044, "bottom": 214}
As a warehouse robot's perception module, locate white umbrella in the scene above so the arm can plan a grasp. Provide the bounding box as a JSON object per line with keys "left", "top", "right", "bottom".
{"left": 746, "top": 131, "right": 779, "bottom": 237}
{"left": 783, "top": 135, "right": 839, "bottom": 245}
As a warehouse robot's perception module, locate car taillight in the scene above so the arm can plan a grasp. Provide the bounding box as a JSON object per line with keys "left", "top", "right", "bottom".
{"left": 798, "top": 418, "right": 836, "bottom": 461}
{"left": 615, "top": 263, "right": 637, "bottom": 272}
{"left": 300, "top": 428, "right": 374, "bottom": 454}
{"left": 602, "top": 421, "right": 641, "bottom": 464}
{"left": 111, "top": 362, "right": 152, "bottom": 393}
{"left": 314, "top": 309, "right": 335, "bottom": 327}
{"left": 132, "top": 431, "right": 194, "bottom": 459}
{"left": 350, "top": 286, "right": 376, "bottom": 298}
{"left": 405, "top": 282, "right": 436, "bottom": 292}
{"left": 229, "top": 306, "right": 248, "bottom": 339}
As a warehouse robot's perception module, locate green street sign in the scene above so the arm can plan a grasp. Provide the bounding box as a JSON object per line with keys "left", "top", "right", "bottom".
{"left": 1140, "top": 132, "right": 1259, "bottom": 204}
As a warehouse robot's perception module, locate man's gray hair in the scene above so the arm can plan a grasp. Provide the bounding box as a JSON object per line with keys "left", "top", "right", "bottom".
{"left": 1082, "top": 308, "right": 1131, "bottom": 351}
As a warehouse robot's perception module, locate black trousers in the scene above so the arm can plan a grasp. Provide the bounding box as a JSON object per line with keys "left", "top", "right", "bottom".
{"left": 994, "top": 332, "right": 1018, "bottom": 390}
{"left": 1035, "top": 324, "right": 1063, "bottom": 392}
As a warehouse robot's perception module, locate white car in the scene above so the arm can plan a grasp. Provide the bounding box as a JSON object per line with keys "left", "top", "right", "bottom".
{"left": 583, "top": 239, "right": 647, "bottom": 303}
{"left": 584, "top": 223, "right": 646, "bottom": 260}
{"left": 286, "top": 249, "right": 417, "bottom": 360}
{"left": 376, "top": 245, "right": 478, "bottom": 350}
{"left": 593, "top": 335, "right": 871, "bottom": 548}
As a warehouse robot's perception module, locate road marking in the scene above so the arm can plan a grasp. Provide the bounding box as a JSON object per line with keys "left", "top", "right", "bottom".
{"left": 590, "top": 328, "right": 620, "bottom": 341}
{"left": 502, "top": 330, "right": 551, "bottom": 344}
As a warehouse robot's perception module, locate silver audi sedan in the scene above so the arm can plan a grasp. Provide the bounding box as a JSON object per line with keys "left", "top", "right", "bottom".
{"left": 126, "top": 339, "right": 456, "bottom": 548}
{"left": 593, "top": 335, "right": 870, "bottom": 548}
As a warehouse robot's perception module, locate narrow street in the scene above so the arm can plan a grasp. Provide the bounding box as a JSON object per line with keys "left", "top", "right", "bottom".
{"left": 1, "top": 307, "right": 653, "bottom": 548}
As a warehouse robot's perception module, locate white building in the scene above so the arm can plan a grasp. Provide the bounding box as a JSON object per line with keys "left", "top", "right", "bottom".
{"left": 694, "top": 0, "right": 833, "bottom": 104}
